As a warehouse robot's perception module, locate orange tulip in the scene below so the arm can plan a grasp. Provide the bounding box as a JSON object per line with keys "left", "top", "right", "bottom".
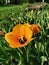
{"left": 30, "top": 24, "right": 41, "bottom": 34}
{"left": 5, "top": 24, "right": 34, "bottom": 48}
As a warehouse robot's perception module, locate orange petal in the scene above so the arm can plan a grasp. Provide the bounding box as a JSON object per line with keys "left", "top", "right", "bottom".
{"left": 12, "top": 24, "right": 24, "bottom": 37}
{"left": 30, "top": 24, "right": 41, "bottom": 34}
{"left": 5, "top": 32, "right": 22, "bottom": 48}
{"left": 20, "top": 38, "right": 35, "bottom": 47}
{"left": 24, "top": 24, "right": 32, "bottom": 40}
{"left": 24, "top": 23, "right": 31, "bottom": 27}
{"left": 13, "top": 23, "right": 32, "bottom": 40}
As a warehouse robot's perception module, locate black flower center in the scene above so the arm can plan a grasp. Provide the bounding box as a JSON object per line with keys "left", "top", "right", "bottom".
{"left": 19, "top": 36, "right": 27, "bottom": 44}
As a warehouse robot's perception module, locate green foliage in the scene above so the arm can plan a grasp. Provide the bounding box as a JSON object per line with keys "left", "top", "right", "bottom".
{"left": 10, "top": 0, "right": 17, "bottom": 4}
{"left": 0, "top": 0, "right": 6, "bottom": 5}
{"left": 0, "top": 3, "right": 49, "bottom": 65}
{"left": 29, "top": 0, "right": 35, "bottom": 3}
{"left": 10, "top": 0, "right": 29, "bottom": 4}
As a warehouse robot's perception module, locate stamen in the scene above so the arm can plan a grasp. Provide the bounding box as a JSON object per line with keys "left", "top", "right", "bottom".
{"left": 23, "top": 37, "right": 27, "bottom": 42}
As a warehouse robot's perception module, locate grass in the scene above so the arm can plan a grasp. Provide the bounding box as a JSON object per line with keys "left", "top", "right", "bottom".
{"left": 0, "top": 4, "right": 28, "bottom": 32}
{"left": 0, "top": 4, "right": 28, "bottom": 23}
